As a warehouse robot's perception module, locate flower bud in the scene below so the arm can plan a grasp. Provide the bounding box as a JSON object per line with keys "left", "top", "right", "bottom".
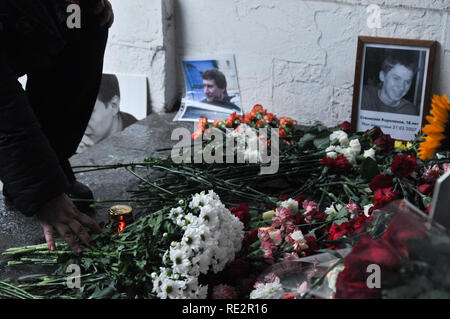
{"left": 262, "top": 210, "right": 276, "bottom": 220}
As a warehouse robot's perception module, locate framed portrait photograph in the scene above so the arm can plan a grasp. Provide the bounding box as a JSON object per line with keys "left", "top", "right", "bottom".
{"left": 173, "top": 54, "right": 243, "bottom": 122}
{"left": 351, "top": 36, "right": 437, "bottom": 141}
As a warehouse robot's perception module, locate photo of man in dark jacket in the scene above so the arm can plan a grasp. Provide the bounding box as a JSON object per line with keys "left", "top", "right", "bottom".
{"left": 0, "top": 0, "right": 114, "bottom": 254}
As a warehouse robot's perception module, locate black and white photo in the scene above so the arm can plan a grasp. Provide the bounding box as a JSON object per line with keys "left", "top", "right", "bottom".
{"left": 77, "top": 73, "right": 147, "bottom": 153}
{"left": 351, "top": 37, "right": 437, "bottom": 141}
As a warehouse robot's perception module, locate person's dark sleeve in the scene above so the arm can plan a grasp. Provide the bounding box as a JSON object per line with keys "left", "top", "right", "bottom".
{"left": 0, "top": 49, "right": 69, "bottom": 217}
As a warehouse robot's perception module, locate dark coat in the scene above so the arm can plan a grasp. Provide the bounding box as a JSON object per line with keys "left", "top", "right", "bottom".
{"left": 0, "top": 0, "right": 104, "bottom": 216}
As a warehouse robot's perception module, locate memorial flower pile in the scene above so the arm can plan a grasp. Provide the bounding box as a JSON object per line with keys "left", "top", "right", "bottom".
{"left": 1, "top": 102, "right": 450, "bottom": 299}
{"left": 333, "top": 204, "right": 450, "bottom": 299}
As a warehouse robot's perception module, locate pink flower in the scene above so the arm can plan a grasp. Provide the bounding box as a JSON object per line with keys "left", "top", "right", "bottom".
{"left": 346, "top": 202, "right": 361, "bottom": 220}
{"left": 285, "top": 230, "right": 309, "bottom": 252}
{"left": 211, "top": 285, "right": 237, "bottom": 299}
{"left": 422, "top": 164, "right": 441, "bottom": 183}
{"left": 258, "top": 227, "right": 283, "bottom": 259}
{"left": 443, "top": 163, "right": 450, "bottom": 174}
{"left": 272, "top": 207, "right": 295, "bottom": 233}
{"left": 302, "top": 200, "right": 318, "bottom": 223}
{"left": 297, "top": 281, "right": 309, "bottom": 297}
{"left": 264, "top": 273, "right": 278, "bottom": 283}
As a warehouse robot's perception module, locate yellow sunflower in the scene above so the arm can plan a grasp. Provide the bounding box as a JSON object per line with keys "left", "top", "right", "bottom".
{"left": 418, "top": 94, "right": 450, "bottom": 160}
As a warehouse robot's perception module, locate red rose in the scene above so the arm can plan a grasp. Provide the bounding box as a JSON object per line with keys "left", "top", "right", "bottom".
{"left": 391, "top": 154, "right": 418, "bottom": 177}
{"left": 364, "top": 126, "right": 383, "bottom": 140}
{"left": 227, "top": 258, "right": 250, "bottom": 279}
{"left": 373, "top": 187, "right": 399, "bottom": 209}
{"left": 335, "top": 269, "right": 380, "bottom": 299}
{"left": 382, "top": 212, "right": 427, "bottom": 256}
{"left": 279, "top": 194, "right": 289, "bottom": 201}
{"left": 231, "top": 203, "right": 251, "bottom": 225}
{"left": 373, "top": 134, "right": 394, "bottom": 151}
{"left": 369, "top": 174, "right": 394, "bottom": 192}
{"left": 418, "top": 184, "right": 434, "bottom": 197}
{"left": 339, "top": 121, "right": 352, "bottom": 132}
{"left": 334, "top": 235, "right": 400, "bottom": 299}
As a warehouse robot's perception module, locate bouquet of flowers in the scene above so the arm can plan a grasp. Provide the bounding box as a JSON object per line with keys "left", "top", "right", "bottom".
{"left": 2, "top": 97, "right": 450, "bottom": 299}
{"left": 333, "top": 201, "right": 450, "bottom": 299}
{"left": 152, "top": 190, "right": 244, "bottom": 299}
{"left": 1, "top": 190, "right": 244, "bottom": 299}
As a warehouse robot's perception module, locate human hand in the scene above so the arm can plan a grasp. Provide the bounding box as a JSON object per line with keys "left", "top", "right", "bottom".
{"left": 88, "top": 0, "right": 114, "bottom": 28}
{"left": 36, "top": 193, "right": 102, "bottom": 254}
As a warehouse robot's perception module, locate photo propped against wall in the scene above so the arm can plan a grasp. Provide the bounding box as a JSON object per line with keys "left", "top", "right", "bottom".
{"left": 173, "top": 55, "right": 243, "bottom": 122}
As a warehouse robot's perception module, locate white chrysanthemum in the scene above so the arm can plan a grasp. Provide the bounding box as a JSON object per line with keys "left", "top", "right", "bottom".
{"left": 249, "top": 277, "right": 284, "bottom": 299}
{"left": 330, "top": 130, "right": 349, "bottom": 146}
{"left": 169, "top": 247, "right": 192, "bottom": 275}
{"left": 363, "top": 148, "right": 376, "bottom": 160}
{"left": 168, "top": 206, "right": 184, "bottom": 223}
{"left": 280, "top": 198, "right": 299, "bottom": 214}
{"left": 155, "top": 190, "right": 244, "bottom": 299}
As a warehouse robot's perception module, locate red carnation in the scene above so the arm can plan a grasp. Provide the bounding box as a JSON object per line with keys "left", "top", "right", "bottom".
{"left": 306, "top": 236, "right": 319, "bottom": 251}
{"left": 369, "top": 174, "right": 394, "bottom": 192}
{"left": 352, "top": 215, "right": 373, "bottom": 234}
{"left": 328, "top": 221, "right": 352, "bottom": 242}
{"left": 295, "top": 194, "right": 307, "bottom": 203}
{"left": 320, "top": 155, "right": 351, "bottom": 174}
{"left": 391, "top": 154, "right": 418, "bottom": 177}
{"left": 373, "top": 187, "right": 399, "bottom": 209}
{"left": 418, "top": 184, "right": 434, "bottom": 197}
{"left": 230, "top": 203, "right": 251, "bottom": 225}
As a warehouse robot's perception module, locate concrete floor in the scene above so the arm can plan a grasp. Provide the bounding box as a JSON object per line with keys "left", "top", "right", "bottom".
{"left": 0, "top": 112, "right": 193, "bottom": 282}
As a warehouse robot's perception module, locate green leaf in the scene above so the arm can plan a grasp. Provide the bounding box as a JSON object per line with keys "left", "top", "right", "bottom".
{"left": 333, "top": 218, "right": 349, "bottom": 225}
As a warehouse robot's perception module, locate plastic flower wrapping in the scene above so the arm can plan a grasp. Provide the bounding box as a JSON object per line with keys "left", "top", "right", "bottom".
{"left": 248, "top": 201, "right": 450, "bottom": 299}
